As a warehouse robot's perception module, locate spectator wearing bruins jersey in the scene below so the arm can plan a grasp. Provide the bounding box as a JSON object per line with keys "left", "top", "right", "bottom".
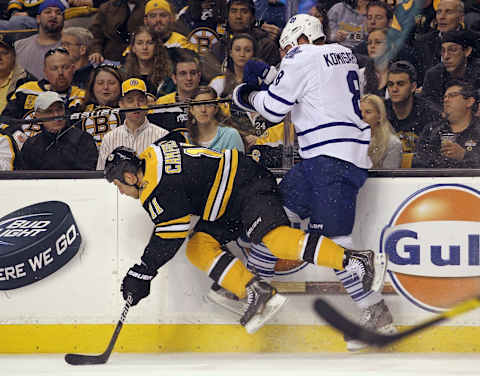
{"left": 143, "top": 0, "right": 198, "bottom": 52}
{"left": 148, "top": 49, "right": 202, "bottom": 132}
{"left": 0, "top": 124, "right": 23, "bottom": 170}
{"left": 104, "top": 141, "right": 386, "bottom": 333}
{"left": 1, "top": 47, "right": 85, "bottom": 138}
{"left": 81, "top": 64, "right": 123, "bottom": 149}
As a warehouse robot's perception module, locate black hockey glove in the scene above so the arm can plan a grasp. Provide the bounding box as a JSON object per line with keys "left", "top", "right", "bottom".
{"left": 121, "top": 263, "right": 157, "bottom": 306}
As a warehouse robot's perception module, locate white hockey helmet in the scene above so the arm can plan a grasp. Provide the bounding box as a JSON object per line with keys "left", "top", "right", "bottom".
{"left": 279, "top": 14, "right": 325, "bottom": 50}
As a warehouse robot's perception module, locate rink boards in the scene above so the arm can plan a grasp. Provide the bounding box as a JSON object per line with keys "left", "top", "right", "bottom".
{"left": 1, "top": 174, "right": 480, "bottom": 353}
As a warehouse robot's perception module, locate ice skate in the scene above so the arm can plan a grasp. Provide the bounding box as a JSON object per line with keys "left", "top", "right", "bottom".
{"left": 205, "top": 282, "right": 247, "bottom": 316}
{"left": 344, "top": 250, "right": 387, "bottom": 292}
{"left": 240, "top": 277, "right": 287, "bottom": 334}
{"left": 345, "top": 299, "right": 397, "bottom": 351}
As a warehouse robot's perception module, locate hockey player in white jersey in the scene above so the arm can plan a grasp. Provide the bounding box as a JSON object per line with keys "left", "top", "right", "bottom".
{"left": 229, "top": 13, "right": 396, "bottom": 350}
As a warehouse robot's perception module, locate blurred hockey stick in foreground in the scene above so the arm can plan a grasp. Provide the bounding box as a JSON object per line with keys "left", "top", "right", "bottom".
{"left": 65, "top": 294, "right": 133, "bottom": 365}
{"left": 1, "top": 98, "right": 232, "bottom": 126}
{"left": 313, "top": 296, "right": 480, "bottom": 348}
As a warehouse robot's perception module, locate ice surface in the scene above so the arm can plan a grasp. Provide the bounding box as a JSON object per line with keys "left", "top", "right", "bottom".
{"left": 2, "top": 353, "right": 480, "bottom": 376}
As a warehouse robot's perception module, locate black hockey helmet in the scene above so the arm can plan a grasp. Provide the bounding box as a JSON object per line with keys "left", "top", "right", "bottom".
{"left": 104, "top": 146, "right": 142, "bottom": 184}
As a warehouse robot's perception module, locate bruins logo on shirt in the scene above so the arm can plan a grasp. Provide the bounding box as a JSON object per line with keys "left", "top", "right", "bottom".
{"left": 21, "top": 110, "right": 42, "bottom": 138}
{"left": 187, "top": 27, "right": 219, "bottom": 55}
{"left": 82, "top": 106, "right": 121, "bottom": 149}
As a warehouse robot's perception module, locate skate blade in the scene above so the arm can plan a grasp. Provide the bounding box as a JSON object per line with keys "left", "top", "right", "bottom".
{"left": 371, "top": 253, "right": 388, "bottom": 292}
{"left": 244, "top": 294, "right": 288, "bottom": 334}
{"left": 205, "top": 291, "right": 246, "bottom": 316}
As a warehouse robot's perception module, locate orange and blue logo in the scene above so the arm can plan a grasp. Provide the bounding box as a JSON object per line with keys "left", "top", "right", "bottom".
{"left": 380, "top": 184, "right": 480, "bottom": 312}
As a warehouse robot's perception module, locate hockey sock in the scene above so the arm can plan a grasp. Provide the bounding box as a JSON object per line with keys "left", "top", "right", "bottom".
{"left": 186, "top": 232, "right": 254, "bottom": 299}
{"left": 246, "top": 242, "right": 278, "bottom": 280}
{"left": 331, "top": 235, "right": 383, "bottom": 309}
{"left": 262, "top": 226, "right": 345, "bottom": 270}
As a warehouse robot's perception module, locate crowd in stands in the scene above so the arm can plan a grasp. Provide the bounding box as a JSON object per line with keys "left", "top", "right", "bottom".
{"left": 0, "top": 0, "right": 480, "bottom": 171}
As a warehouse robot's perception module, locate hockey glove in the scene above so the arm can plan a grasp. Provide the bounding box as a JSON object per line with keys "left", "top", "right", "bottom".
{"left": 249, "top": 144, "right": 284, "bottom": 168}
{"left": 121, "top": 263, "right": 157, "bottom": 306}
{"left": 232, "top": 83, "right": 258, "bottom": 112}
{"left": 243, "top": 60, "right": 278, "bottom": 90}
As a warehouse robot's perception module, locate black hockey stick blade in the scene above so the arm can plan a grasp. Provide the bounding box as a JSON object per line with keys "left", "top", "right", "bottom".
{"left": 314, "top": 296, "right": 480, "bottom": 347}
{"left": 65, "top": 295, "right": 133, "bottom": 365}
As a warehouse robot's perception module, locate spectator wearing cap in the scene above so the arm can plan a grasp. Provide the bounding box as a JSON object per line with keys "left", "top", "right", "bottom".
{"left": 1, "top": 0, "right": 66, "bottom": 31}
{"left": 96, "top": 78, "right": 168, "bottom": 169}
{"left": 14, "top": 0, "right": 66, "bottom": 80}
{"left": 61, "top": 26, "right": 94, "bottom": 89}
{"left": 88, "top": 0, "right": 145, "bottom": 65}
{"left": 2, "top": 47, "right": 85, "bottom": 138}
{"left": 422, "top": 29, "right": 480, "bottom": 111}
{"left": 143, "top": 0, "right": 197, "bottom": 51}
{"left": 211, "top": 0, "right": 281, "bottom": 67}
{"left": 20, "top": 91, "right": 98, "bottom": 170}
{"left": 385, "top": 60, "right": 442, "bottom": 167}
{"left": 0, "top": 34, "right": 31, "bottom": 113}
{"left": 413, "top": 0, "right": 477, "bottom": 84}
{"left": 413, "top": 80, "right": 480, "bottom": 168}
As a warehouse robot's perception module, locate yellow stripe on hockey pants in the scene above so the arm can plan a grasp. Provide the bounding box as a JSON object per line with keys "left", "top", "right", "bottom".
{"left": 186, "top": 232, "right": 254, "bottom": 299}
{"left": 262, "top": 226, "right": 345, "bottom": 270}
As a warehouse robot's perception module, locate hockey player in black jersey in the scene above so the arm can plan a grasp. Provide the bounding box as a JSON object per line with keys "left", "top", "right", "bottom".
{"left": 104, "top": 140, "right": 387, "bottom": 333}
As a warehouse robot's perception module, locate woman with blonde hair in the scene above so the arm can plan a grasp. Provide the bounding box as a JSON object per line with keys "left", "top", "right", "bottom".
{"left": 360, "top": 94, "right": 402, "bottom": 168}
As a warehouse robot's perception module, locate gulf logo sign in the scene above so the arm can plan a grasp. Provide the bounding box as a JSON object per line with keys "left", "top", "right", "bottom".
{"left": 380, "top": 184, "right": 480, "bottom": 312}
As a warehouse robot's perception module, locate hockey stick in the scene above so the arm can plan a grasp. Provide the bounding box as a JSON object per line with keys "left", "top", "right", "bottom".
{"left": 64, "top": 294, "right": 133, "bottom": 365}
{"left": 313, "top": 296, "right": 480, "bottom": 347}
{"left": 1, "top": 98, "right": 232, "bottom": 126}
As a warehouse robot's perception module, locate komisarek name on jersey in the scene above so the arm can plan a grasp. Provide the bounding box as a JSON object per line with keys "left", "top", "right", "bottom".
{"left": 324, "top": 51, "right": 357, "bottom": 67}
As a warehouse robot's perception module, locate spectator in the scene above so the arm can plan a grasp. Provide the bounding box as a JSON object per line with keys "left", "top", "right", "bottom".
{"left": 254, "top": 0, "right": 286, "bottom": 28}
{"left": 352, "top": 1, "right": 393, "bottom": 57}
{"left": 0, "top": 123, "right": 23, "bottom": 170}
{"left": 1, "top": 0, "right": 64, "bottom": 31}
{"left": 96, "top": 78, "right": 168, "bottom": 169}
{"left": 81, "top": 64, "right": 123, "bottom": 148}
{"left": 385, "top": 60, "right": 441, "bottom": 166}
{"left": 359, "top": 28, "right": 389, "bottom": 97}
{"left": 414, "top": 0, "right": 465, "bottom": 83}
{"left": 422, "top": 29, "right": 480, "bottom": 111}
{"left": 210, "top": 34, "right": 273, "bottom": 146}
{"left": 465, "top": 0, "right": 480, "bottom": 30}
{"left": 2, "top": 47, "right": 85, "bottom": 137}
{"left": 88, "top": 0, "right": 145, "bottom": 65}
{"left": 0, "top": 33, "right": 31, "bottom": 113}
{"left": 14, "top": 0, "right": 65, "bottom": 80}
{"left": 143, "top": 0, "right": 197, "bottom": 51}
{"left": 360, "top": 93, "right": 402, "bottom": 168}
{"left": 21, "top": 91, "right": 98, "bottom": 170}
{"left": 187, "top": 85, "right": 244, "bottom": 152}
{"left": 123, "top": 26, "right": 175, "bottom": 98}
{"left": 211, "top": 0, "right": 281, "bottom": 67}
{"left": 150, "top": 48, "right": 202, "bottom": 131}
{"left": 61, "top": 26, "right": 94, "bottom": 89}
{"left": 327, "top": 0, "right": 368, "bottom": 49}
{"left": 413, "top": 80, "right": 480, "bottom": 168}
{"left": 308, "top": 2, "right": 331, "bottom": 41}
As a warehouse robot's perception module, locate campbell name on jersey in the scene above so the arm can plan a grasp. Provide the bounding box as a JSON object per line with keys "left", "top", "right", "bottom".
{"left": 252, "top": 43, "right": 372, "bottom": 169}
{"left": 138, "top": 141, "right": 242, "bottom": 241}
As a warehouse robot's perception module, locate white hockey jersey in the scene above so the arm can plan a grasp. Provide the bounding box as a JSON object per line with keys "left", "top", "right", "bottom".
{"left": 251, "top": 43, "right": 372, "bottom": 169}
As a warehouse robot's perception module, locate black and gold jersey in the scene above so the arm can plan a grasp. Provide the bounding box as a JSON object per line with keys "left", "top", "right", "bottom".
{"left": 81, "top": 104, "right": 121, "bottom": 149}
{"left": 139, "top": 140, "right": 242, "bottom": 240}
{"left": 2, "top": 80, "right": 85, "bottom": 138}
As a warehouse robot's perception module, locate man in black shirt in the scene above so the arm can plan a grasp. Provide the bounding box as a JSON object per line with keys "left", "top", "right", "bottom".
{"left": 385, "top": 61, "right": 442, "bottom": 166}
{"left": 413, "top": 80, "right": 480, "bottom": 168}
